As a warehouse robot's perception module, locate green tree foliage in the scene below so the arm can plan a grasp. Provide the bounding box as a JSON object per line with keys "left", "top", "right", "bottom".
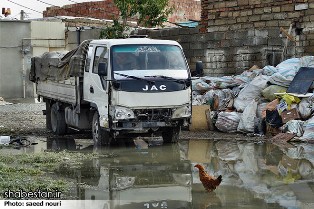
{"left": 136, "top": 0, "right": 173, "bottom": 27}
{"left": 100, "top": 0, "right": 172, "bottom": 39}
{"left": 99, "top": 19, "right": 127, "bottom": 39}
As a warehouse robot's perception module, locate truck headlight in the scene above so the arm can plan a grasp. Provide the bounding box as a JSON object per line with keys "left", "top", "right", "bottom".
{"left": 112, "top": 106, "right": 135, "bottom": 120}
{"left": 172, "top": 105, "right": 191, "bottom": 119}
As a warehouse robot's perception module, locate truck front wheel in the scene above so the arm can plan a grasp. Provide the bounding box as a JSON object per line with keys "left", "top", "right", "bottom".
{"left": 92, "top": 112, "right": 111, "bottom": 146}
{"left": 162, "top": 126, "right": 180, "bottom": 143}
{"left": 51, "top": 103, "right": 67, "bottom": 135}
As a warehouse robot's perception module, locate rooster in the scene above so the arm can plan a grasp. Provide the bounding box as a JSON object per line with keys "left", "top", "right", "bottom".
{"left": 194, "top": 164, "right": 222, "bottom": 192}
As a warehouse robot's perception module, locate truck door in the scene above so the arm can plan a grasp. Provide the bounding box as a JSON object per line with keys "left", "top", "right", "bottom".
{"left": 83, "top": 45, "right": 109, "bottom": 120}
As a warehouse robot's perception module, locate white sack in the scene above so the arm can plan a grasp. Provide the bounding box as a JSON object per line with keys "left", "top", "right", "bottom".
{"left": 298, "top": 96, "right": 314, "bottom": 120}
{"left": 300, "top": 116, "right": 314, "bottom": 140}
{"left": 237, "top": 99, "right": 258, "bottom": 133}
{"left": 215, "top": 111, "right": 241, "bottom": 133}
{"left": 234, "top": 75, "right": 269, "bottom": 112}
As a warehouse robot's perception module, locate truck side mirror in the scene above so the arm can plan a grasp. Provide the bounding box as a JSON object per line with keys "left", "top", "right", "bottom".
{"left": 98, "top": 62, "right": 107, "bottom": 76}
{"left": 195, "top": 61, "right": 204, "bottom": 77}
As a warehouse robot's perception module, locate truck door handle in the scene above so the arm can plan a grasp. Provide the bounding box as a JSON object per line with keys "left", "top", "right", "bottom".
{"left": 90, "top": 86, "right": 94, "bottom": 93}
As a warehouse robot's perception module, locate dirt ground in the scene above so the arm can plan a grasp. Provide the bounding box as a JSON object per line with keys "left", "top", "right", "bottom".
{"left": 0, "top": 99, "right": 265, "bottom": 142}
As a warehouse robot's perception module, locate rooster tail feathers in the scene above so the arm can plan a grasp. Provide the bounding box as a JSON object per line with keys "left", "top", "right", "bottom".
{"left": 217, "top": 175, "right": 222, "bottom": 183}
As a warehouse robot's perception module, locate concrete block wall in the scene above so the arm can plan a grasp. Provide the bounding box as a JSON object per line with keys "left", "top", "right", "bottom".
{"left": 197, "top": 0, "right": 314, "bottom": 75}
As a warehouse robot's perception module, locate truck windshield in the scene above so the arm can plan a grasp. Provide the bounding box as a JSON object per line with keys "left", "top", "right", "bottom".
{"left": 111, "top": 44, "right": 187, "bottom": 72}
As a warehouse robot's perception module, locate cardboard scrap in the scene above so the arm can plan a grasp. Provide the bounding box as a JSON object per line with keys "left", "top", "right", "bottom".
{"left": 281, "top": 108, "right": 300, "bottom": 124}
{"left": 248, "top": 65, "right": 260, "bottom": 71}
{"left": 189, "top": 105, "right": 211, "bottom": 131}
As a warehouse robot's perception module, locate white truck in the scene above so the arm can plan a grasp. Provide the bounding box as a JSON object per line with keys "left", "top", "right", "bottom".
{"left": 30, "top": 38, "right": 193, "bottom": 145}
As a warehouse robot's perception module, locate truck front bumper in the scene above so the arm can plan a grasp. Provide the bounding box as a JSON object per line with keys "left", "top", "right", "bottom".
{"left": 111, "top": 118, "right": 190, "bottom": 131}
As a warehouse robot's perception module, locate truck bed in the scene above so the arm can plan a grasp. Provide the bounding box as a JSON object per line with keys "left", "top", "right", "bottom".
{"left": 36, "top": 78, "right": 78, "bottom": 105}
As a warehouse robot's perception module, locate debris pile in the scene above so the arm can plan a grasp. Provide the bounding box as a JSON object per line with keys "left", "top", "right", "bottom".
{"left": 192, "top": 56, "right": 314, "bottom": 142}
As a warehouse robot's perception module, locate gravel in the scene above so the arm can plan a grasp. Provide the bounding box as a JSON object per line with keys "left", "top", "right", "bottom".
{"left": 0, "top": 99, "right": 259, "bottom": 141}
{"left": 0, "top": 101, "right": 47, "bottom": 135}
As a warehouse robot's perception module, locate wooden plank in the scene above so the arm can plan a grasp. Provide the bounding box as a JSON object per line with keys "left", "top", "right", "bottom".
{"left": 271, "top": 133, "right": 296, "bottom": 142}
{"left": 271, "top": 133, "right": 296, "bottom": 149}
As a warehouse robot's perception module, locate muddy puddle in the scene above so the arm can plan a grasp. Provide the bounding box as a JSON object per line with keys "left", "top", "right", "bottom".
{"left": 0, "top": 136, "right": 313, "bottom": 209}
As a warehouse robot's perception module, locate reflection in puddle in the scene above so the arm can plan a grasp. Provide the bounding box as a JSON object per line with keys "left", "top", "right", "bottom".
{"left": 2, "top": 136, "right": 314, "bottom": 208}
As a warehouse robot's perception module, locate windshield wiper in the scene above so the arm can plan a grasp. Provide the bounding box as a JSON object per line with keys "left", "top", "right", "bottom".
{"left": 114, "top": 72, "right": 154, "bottom": 84}
{"left": 144, "top": 75, "right": 186, "bottom": 84}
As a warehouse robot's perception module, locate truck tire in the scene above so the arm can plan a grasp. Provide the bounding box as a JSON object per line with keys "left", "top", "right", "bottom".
{"left": 92, "top": 112, "right": 111, "bottom": 146}
{"left": 162, "top": 126, "right": 180, "bottom": 143}
{"left": 51, "top": 103, "right": 67, "bottom": 135}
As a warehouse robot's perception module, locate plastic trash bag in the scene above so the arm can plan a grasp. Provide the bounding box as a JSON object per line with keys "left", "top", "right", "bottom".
{"left": 192, "top": 95, "right": 206, "bottom": 105}
{"left": 257, "top": 102, "right": 268, "bottom": 119}
{"left": 280, "top": 93, "right": 301, "bottom": 108}
{"left": 263, "top": 65, "right": 278, "bottom": 76}
{"left": 192, "top": 78, "right": 210, "bottom": 92}
{"left": 234, "top": 75, "right": 269, "bottom": 112}
{"left": 215, "top": 111, "right": 241, "bottom": 133}
{"left": 262, "top": 85, "right": 287, "bottom": 101}
{"left": 268, "top": 72, "right": 293, "bottom": 87}
{"left": 276, "top": 58, "right": 301, "bottom": 77}
{"left": 237, "top": 99, "right": 258, "bottom": 133}
{"left": 300, "top": 116, "right": 314, "bottom": 140}
{"left": 300, "top": 56, "right": 314, "bottom": 67}
{"left": 202, "top": 76, "right": 238, "bottom": 89}
{"left": 203, "top": 89, "right": 234, "bottom": 111}
{"left": 281, "top": 120, "right": 304, "bottom": 137}
{"left": 298, "top": 96, "right": 314, "bottom": 120}
{"left": 269, "top": 58, "right": 300, "bottom": 87}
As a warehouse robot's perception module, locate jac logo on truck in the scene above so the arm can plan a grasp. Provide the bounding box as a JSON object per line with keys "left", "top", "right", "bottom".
{"left": 142, "top": 84, "right": 166, "bottom": 91}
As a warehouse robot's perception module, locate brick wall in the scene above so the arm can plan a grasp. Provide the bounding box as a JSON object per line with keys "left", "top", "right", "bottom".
{"left": 43, "top": 0, "right": 201, "bottom": 24}
{"left": 43, "top": 0, "right": 119, "bottom": 20}
{"left": 168, "top": 0, "right": 201, "bottom": 22}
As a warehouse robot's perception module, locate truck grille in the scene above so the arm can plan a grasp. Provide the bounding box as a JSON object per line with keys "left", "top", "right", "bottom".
{"left": 134, "top": 108, "right": 172, "bottom": 122}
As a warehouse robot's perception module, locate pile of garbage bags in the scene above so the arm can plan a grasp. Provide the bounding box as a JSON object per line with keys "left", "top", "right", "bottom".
{"left": 192, "top": 56, "right": 314, "bottom": 141}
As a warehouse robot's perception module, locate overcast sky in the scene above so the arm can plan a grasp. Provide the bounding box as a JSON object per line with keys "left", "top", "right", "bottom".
{"left": 1, "top": 0, "right": 103, "bottom": 19}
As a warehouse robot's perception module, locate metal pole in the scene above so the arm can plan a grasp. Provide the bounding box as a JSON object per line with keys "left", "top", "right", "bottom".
{"left": 20, "top": 10, "right": 24, "bottom": 20}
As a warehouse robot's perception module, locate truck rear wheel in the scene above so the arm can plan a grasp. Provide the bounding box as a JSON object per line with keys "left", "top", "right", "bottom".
{"left": 46, "top": 102, "right": 52, "bottom": 130}
{"left": 162, "top": 126, "right": 180, "bottom": 143}
{"left": 92, "top": 112, "right": 111, "bottom": 146}
{"left": 51, "top": 103, "right": 67, "bottom": 135}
